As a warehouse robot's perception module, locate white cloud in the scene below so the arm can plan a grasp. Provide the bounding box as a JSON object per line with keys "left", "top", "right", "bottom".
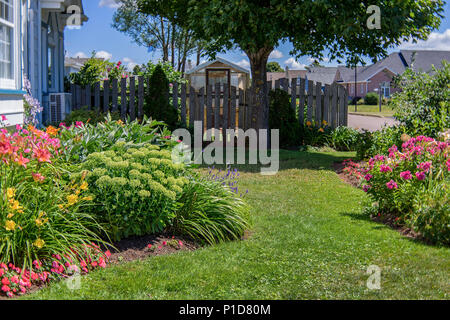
{"left": 99, "top": 0, "right": 121, "bottom": 9}
{"left": 95, "top": 50, "right": 113, "bottom": 60}
{"left": 73, "top": 51, "right": 87, "bottom": 58}
{"left": 235, "top": 59, "right": 250, "bottom": 69}
{"left": 123, "top": 57, "right": 138, "bottom": 71}
{"left": 284, "top": 57, "right": 306, "bottom": 70}
{"left": 307, "top": 57, "right": 330, "bottom": 64}
{"left": 400, "top": 29, "right": 450, "bottom": 51}
{"left": 269, "top": 50, "right": 284, "bottom": 59}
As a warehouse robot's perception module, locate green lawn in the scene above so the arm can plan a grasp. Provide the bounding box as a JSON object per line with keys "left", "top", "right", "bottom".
{"left": 349, "top": 104, "right": 395, "bottom": 117}
{"left": 25, "top": 150, "right": 449, "bottom": 300}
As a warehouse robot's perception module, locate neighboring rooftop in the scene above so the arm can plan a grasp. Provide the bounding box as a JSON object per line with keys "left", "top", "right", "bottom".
{"left": 305, "top": 66, "right": 339, "bottom": 85}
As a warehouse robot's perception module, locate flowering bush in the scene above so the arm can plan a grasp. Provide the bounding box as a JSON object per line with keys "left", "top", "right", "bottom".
{"left": 0, "top": 123, "right": 109, "bottom": 277}
{"left": 303, "top": 120, "right": 332, "bottom": 147}
{"left": 1, "top": 246, "right": 111, "bottom": 298}
{"left": 74, "top": 141, "right": 188, "bottom": 240}
{"left": 23, "top": 76, "right": 43, "bottom": 126}
{"left": 361, "top": 136, "right": 450, "bottom": 244}
{"left": 58, "top": 114, "right": 178, "bottom": 163}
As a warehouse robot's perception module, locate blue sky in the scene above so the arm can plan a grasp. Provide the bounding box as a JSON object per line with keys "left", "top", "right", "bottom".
{"left": 65, "top": 0, "right": 450, "bottom": 71}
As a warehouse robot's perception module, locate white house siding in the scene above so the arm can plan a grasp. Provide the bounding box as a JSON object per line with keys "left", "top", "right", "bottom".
{"left": 1, "top": 0, "right": 86, "bottom": 126}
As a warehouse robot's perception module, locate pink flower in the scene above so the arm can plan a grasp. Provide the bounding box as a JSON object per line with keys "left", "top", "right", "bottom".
{"left": 162, "top": 241, "right": 167, "bottom": 246}
{"left": 415, "top": 171, "right": 426, "bottom": 181}
{"left": 363, "top": 185, "right": 371, "bottom": 193}
{"left": 2, "top": 277, "right": 10, "bottom": 285}
{"left": 1, "top": 285, "right": 10, "bottom": 292}
{"left": 147, "top": 244, "right": 152, "bottom": 249}
{"left": 105, "top": 250, "right": 112, "bottom": 258}
{"left": 380, "top": 165, "right": 392, "bottom": 173}
{"left": 400, "top": 171, "right": 412, "bottom": 180}
{"left": 364, "top": 174, "right": 373, "bottom": 182}
{"left": 418, "top": 161, "right": 432, "bottom": 172}
{"left": 1, "top": 115, "right": 6, "bottom": 121}
{"left": 447, "top": 159, "right": 450, "bottom": 172}
{"left": 386, "top": 180, "right": 398, "bottom": 190}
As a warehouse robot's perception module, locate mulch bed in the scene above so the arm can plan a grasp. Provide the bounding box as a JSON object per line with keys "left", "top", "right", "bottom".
{"left": 332, "top": 161, "right": 425, "bottom": 243}
{"left": 107, "top": 233, "right": 199, "bottom": 264}
{"left": 332, "top": 161, "right": 362, "bottom": 188}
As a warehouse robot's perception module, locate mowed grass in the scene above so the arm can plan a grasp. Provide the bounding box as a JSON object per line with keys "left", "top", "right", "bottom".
{"left": 349, "top": 104, "right": 395, "bottom": 117}
{"left": 25, "top": 150, "right": 449, "bottom": 300}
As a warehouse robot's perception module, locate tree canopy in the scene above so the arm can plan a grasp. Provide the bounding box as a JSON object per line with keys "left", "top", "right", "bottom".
{"left": 267, "top": 62, "right": 284, "bottom": 73}
{"left": 138, "top": 0, "right": 445, "bottom": 130}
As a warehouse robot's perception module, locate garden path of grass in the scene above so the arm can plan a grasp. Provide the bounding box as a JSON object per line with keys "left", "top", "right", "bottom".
{"left": 26, "top": 150, "right": 449, "bottom": 300}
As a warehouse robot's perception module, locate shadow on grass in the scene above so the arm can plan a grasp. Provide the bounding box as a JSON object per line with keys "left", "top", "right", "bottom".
{"left": 197, "top": 149, "right": 355, "bottom": 173}
{"left": 340, "top": 211, "right": 440, "bottom": 248}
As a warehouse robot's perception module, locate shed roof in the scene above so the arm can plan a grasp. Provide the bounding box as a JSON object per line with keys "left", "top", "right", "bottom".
{"left": 185, "top": 57, "right": 250, "bottom": 75}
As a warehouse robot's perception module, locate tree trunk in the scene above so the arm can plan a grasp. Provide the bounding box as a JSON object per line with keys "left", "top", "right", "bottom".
{"left": 247, "top": 47, "right": 273, "bottom": 132}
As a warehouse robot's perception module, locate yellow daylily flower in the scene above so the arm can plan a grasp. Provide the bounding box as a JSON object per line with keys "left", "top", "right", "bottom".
{"left": 5, "top": 220, "right": 16, "bottom": 231}
{"left": 67, "top": 194, "right": 79, "bottom": 206}
{"left": 80, "top": 181, "right": 89, "bottom": 191}
{"left": 33, "top": 238, "right": 45, "bottom": 249}
{"left": 7, "top": 188, "right": 16, "bottom": 199}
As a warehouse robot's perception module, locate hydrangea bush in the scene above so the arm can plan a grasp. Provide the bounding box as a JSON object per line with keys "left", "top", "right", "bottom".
{"left": 361, "top": 136, "right": 450, "bottom": 244}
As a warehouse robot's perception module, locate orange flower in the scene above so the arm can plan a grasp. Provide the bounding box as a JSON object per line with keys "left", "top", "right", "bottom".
{"left": 46, "top": 126, "right": 60, "bottom": 136}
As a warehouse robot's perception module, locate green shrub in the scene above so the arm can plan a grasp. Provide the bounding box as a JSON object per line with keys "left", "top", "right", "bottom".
{"left": 269, "top": 89, "right": 301, "bottom": 147}
{"left": 76, "top": 142, "right": 187, "bottom": 241}
{"left": 173, "top": 172, "right": 250, "bottom": 245}
{"left": 63, "top": 107, "right": 120, "bottom": 126}
{"left": 390, "top": 61, "right": 450, "bottom": 138}
{"left": 144, "top": 65, "right": 179, "bottom": 130}
{"left": 410, "top": 181, "right": 449, "bottom": 245}
{"left": 364, "top": 92, "right": 379, "bottom": 105}
{"left": 328, "top": 126, "right": 360, "bottom": 151}
{"left": 356, "top": 125, "right": 407, "bottom": 160}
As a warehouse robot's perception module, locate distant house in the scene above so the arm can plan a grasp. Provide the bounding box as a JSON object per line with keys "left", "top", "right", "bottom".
{"left": 267, "top": 69, "right": 307, "bottom": 85}
{"left": 0, "top": 0, "right": 87, "bottom": 126}
{"left": 64, "top": 56, "right": 88, "bottom": 77}
{"left": 185, "top": 57, "right": 250, "bottom": 92}
{"left": 337, "top": 50, "right": 450, "bottom": 99}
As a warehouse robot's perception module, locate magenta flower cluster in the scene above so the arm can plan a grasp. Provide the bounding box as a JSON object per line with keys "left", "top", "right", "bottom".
{"left": 361, "top": 136, "right": 449, "bottom": 216}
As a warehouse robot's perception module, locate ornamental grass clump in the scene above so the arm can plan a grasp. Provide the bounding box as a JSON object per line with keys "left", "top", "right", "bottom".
{"left": 361, "top": 136, "right": 450, "bottom": 244}
{"left": 0, "top": 123, "right": 108, "bottom": 280}
{"left": 173, "top": 167, "right": 251, "bottom": 245}
{"left": 76, "top": 141, "right": 188, "bottom": 240}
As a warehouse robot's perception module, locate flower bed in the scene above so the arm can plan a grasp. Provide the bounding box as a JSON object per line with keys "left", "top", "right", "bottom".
{"left": 360, "top": 136, "right": 449, "bottom": 245}
{"left": 1, "top": 115, "right": 251, "bottom": 298}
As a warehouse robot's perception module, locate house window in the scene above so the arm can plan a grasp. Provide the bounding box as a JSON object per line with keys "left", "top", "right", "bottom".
{"left": 381, "top": 83, "right": 390, "bottom": 97}
{"left": 0, "top": 0, "right": 13, "bottom": 80}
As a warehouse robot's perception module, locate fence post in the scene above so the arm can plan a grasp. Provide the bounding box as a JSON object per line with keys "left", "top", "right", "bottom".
{"left": 214, "top": 83, "right": 221, "bottom": 130}
{"left": 323, "top": 84, "right": 330, "bottom": 125}
{"left": 94, "top": 82, "right": 100, "bottom": 110}
{"left": 189, "top": 86, "right": 196, "bottom": 127}
{"left": 103, "top": 80, "right": 110, "bottom": 113}
{"left": 298, "top": 78, "right": 305, "bottom": 125}
{"left": 223, "top": 83, "right": 229, "bottom": 130}
{"left": 111, "top": 79, "right": 118, "bottom": 112}
{"left": 291, "top": 78, "right": 297, "bottom": 111}
{"left": 331, "top": 83, "right": 338, "bottom": 128}
{"left": 138, "top": 76, "right": 144, "bottom": 119}
{"left": 198, "top": 87, "right": 205, "bottom": 135}
{"left": 120, "top": 78, "right": 127, "bottom": 118}
{"left": 230, "top": 86, "right": 237, "bottom": 130}
{"left": 238, "top": 88, "right": 245, "bottom": 130}
{"left": 315, "top": 82, "right": 322, "bottom": 125}
{"left": 307, "top": 80, "right": 314, "bottom": 123}
{"left": 129, "top": 77, "right": 136, "bottom": 120}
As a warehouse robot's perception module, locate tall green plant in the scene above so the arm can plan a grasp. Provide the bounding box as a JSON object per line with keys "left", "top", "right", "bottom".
{"left": 144, "top": 65, "right": 179, "bottom": 130}
{"left": 390, "top": 61, "right": 450, "bottom": 138}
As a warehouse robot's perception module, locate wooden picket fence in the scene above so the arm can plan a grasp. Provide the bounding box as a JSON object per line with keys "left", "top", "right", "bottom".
{"left": 70, "top": 76, "right": 348, "bottom": 131}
